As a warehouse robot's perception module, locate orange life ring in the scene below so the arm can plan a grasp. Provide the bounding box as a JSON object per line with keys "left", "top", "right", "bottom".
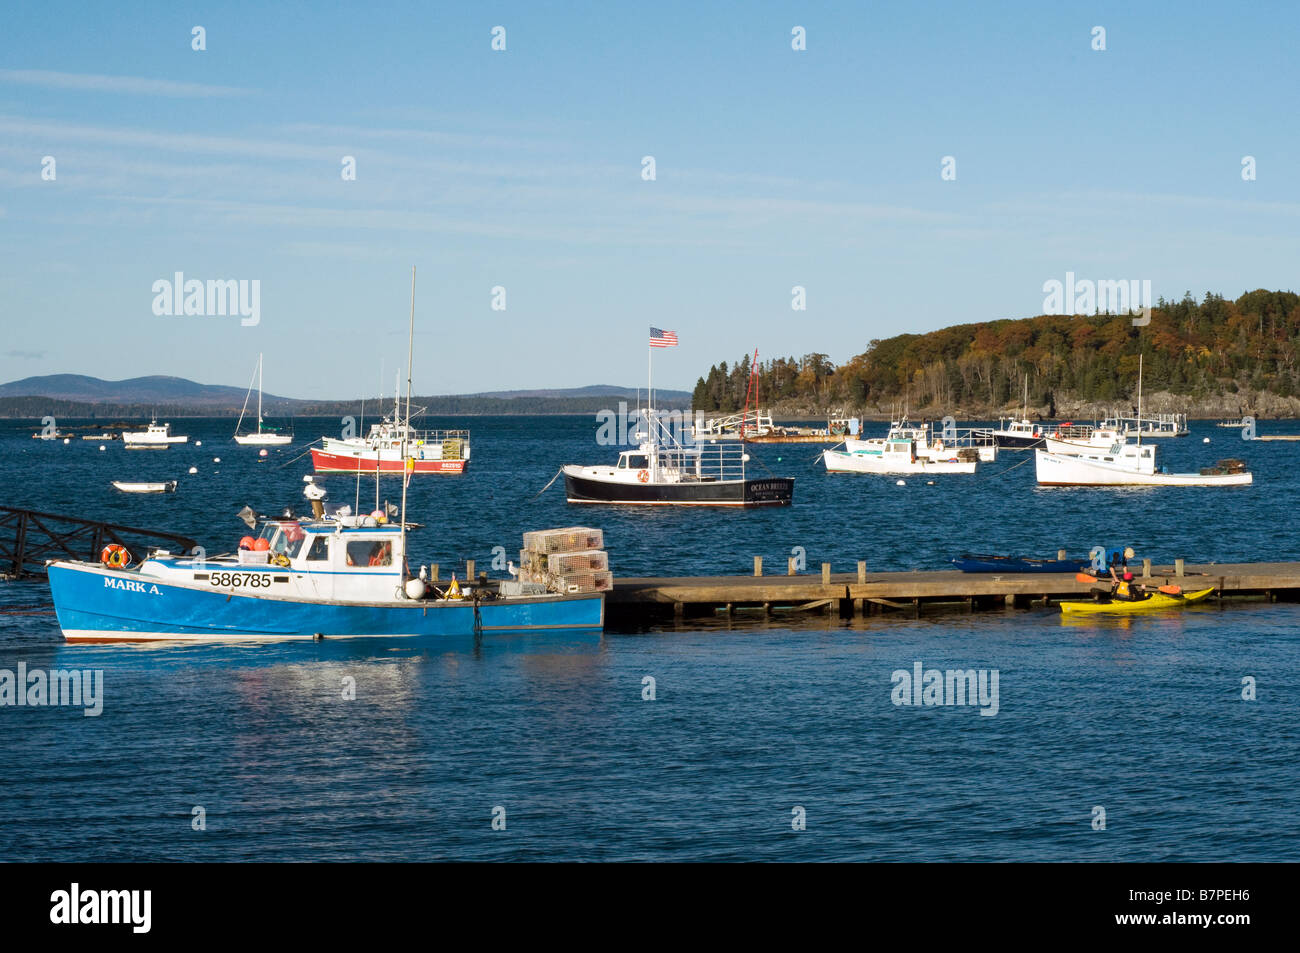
{"left": 100, "top": 543, "right": 131, "bottom": 568}
{"left": 637, "top": 469, "right": 649, "bottom": 483}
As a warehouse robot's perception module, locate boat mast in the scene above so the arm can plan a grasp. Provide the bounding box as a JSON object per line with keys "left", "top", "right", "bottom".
{"left": 234, "top": 361, "right": 257, "bottom": 437}
{"left": 399, "top": 266, "right": 415, "bottom": 595}
{"left": 256, "top": 352, "right": 264, "bottom": 435}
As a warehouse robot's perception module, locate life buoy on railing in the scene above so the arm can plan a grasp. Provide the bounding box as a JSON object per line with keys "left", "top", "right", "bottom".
{"left": 637, "top": 469, "right": 650, "bottom": 483}
{"left": 100, "top": 544, "right": 131, "bottom": 568}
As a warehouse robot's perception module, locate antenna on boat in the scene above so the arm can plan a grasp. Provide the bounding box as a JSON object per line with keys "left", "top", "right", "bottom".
{"left": 1136, "top": 353, "right": 1144, "bottom": 446}
{"left": 399, "top": 266, "right": 415, "bottom": 596}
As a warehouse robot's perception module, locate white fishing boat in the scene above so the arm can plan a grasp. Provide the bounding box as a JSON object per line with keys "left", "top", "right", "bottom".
{"left": 823, "top": 436, "right": 977, "bottom": 474}
{"left": 112, "top": 480, "right": 178, "bottom": 494}
{"left": 846, "top": 418, "right": 997, "bottom": 462}
{"left": 1036, "top": 356, "right": 1249, "bottom": 486}
{"left": 234, "top": 353, "right": 293, "bottom": 446}
{"left": 1034, "top": 444, "right": 1251, "bottom": 486}
{"left": 122, "top": 418, "right": 188, "bottom": 448}
{"left": 1041, "top": 423, "right": 1126, "bottom": 454}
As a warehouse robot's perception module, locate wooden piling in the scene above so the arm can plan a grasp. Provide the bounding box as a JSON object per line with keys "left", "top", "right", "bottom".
{"left": 788, "top": 557, "right": 797, "bottom": 576}
{"left": 1142, "top": 558, "right": 1151, "bottom": 578}
{"left": 466, "top": 559, "right": 475, "bottom": 580}
{"left": 857, "top": 561, "right": 867, "bottom": 583}
{"left": 1175, "top": 558, "right": 1185, "bottom": 577}
{"left": 821, "top": 562, "right": 831, "bottom": 585}
{"left": 754, "top": 556, "right": 763, "bottom": 577}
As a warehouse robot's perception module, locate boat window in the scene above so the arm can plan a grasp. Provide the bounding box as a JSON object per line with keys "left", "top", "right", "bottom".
{"left": 626, "top": 454, "right": 649, "bottom": 470}
{"left": 259, "top": 521, "right": 306, "bottom": 559}
{"left": 305, "top": 536, "right": 329, "bottom": 561}
{"left": 346, "top": 539, "right": 392, "bottom": 567}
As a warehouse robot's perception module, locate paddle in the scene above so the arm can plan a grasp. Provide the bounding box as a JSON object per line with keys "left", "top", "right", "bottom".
{"left": 1074, "top": 572, "right": 1182, "bottom": 596}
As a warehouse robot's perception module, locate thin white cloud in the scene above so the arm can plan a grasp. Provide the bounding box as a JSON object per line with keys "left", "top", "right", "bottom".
{"left": 0, "top": 69, "right": 252, "bottom": 98}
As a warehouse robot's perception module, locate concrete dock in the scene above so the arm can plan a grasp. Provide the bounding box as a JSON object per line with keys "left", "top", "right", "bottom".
{"left": 604, "top": 561, "right": 1300, "bottom": 622}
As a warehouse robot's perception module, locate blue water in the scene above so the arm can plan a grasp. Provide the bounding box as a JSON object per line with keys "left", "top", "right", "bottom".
{"left": 1, "top": 416, "right": 1297, "bottom": 860}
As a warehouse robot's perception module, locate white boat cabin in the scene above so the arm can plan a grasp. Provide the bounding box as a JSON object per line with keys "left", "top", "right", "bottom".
{"left": 138, "top": 518, "right": 410, "bottom": 603}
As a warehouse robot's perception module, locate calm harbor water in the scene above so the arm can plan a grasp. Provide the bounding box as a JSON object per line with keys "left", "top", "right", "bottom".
{"left": 1, "top": 416, "right": 1296, "bottom": 861}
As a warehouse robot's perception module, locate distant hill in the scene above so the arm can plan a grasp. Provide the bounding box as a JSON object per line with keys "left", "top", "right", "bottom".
{"left": 0, "top": 374, "right": 692, "bottom": 417}
{"left": 0, "top": 374, "right": 287, "bottom": 408}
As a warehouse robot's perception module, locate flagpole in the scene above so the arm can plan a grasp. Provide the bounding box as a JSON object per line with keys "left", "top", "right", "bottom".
{"left": 399, "top": 265, "right": 415, "bottom": 597}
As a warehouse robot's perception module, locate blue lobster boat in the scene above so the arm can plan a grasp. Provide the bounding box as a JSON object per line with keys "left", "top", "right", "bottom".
{"left": 47, "top": 515, "right": 604, "bottom": 643}
{"left": 951, "top": 553, "right": 1089, "bottom": 574}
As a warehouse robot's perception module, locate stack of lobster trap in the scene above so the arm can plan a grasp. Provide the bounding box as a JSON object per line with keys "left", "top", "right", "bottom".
{"left": 519, "top": 527, "right": 612, "bottom": 594}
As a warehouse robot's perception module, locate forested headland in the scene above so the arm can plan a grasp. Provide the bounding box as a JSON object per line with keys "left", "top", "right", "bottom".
{"left": 691, "top": 290, "right": 1300, "bottom": 418}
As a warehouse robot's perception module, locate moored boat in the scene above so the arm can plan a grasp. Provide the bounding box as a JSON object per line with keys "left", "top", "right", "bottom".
{"left": 823, "top": 437, "right": 976, "bottom": 474}
{"left": 122, "top": 418, "right": 188, "bottom": 448}
{"left": 48, "top": 267, "right": 598, "bottom": 643}
{"left": 112, "top": 480, "right": 177, "bottom": 494}
{"left": 563, "top": 431, "right": 793, "bottom": 506}
{"left": 46, "top": 514, "right": 603, "bottom": 642}
{"left": 234, "top": 352, "right": 293, "bottom": 446}
{"left": 1034, "top": 444, "right": 1252, "bottom": 486}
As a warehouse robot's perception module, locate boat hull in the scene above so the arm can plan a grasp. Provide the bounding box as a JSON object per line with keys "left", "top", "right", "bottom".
{"left": 1035, "top": 450, "right": 1253, "bottom": 486}
{"left": 1059, "top": 588, "right": 1216, "bottom": 615}
{"left": 563, "top": 470, "right": 793, "bottom": 506}
{"left": 989, "top": 433, "right": 1043, "bottom": 449}
{"left": 111, "top": 481, "right": 177, "bottom": 494}
{"left": 823, "top": 450, "right": 975, "bottom": 474}
{"left": 310, "top": 447, "right": 467, "bottom": 475}
{"left": 47, "top": 562, "right": 603, "bottom": 642}
{"left": 235, "top": 434, "right": 293, "bottom": 446}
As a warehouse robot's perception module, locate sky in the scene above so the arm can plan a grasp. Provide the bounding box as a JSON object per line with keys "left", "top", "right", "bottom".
{"left": 1, "top": 0, "right": 1298, "bottom": 399}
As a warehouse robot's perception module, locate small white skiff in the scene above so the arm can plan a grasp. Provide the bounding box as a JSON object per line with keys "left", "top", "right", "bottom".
{"left": 111, "top": 480, "right": 178, "bottom": 494}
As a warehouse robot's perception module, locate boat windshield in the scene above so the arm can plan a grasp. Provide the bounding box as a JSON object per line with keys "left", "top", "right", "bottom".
{"left": 620, "top": 454, "right": 650, "bottom": 470}
{"left": 258, "top": 521, "right": 307, "bottom": 559}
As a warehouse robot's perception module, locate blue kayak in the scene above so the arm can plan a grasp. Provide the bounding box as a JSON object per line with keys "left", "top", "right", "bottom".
{"left": 952, "top": 553, "right": 1089, "bottom": 574}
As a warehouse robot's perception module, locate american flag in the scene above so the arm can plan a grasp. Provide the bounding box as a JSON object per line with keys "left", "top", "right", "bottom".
{"left": 649, "top": 327, "right": 678, "bottom": 348}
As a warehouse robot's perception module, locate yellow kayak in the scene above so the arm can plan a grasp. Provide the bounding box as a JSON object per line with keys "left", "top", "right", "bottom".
{"left": 1059, "top": 588, "right": 1216, "bottom": 615}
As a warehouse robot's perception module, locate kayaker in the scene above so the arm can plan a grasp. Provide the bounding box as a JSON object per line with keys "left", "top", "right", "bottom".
{"left": 1114, "top": 571, "right": 1151, "bottom": 602}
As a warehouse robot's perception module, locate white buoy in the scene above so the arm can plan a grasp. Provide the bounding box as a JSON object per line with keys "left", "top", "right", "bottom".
{"left": 99, "top": 445, "right": 106, "bottom": 451}
{"left": 896, "top": 479, "right": 906, "bottom": 486}
{"left": 195, "top": 440, "right": 202, "bottom": 447}
{"left": 927, "top": 480, "right": 935, "bottom": 485}
{"left": 62, "top": 438, "right": 70, "bottom": 444}
{"left": 404, "top": 578, "right": 427, "bottom": 600}
{"left": 259, "top": 448, "right": 268, "bottom": 457}
{"left": 1203, "top": 437, "right": 1211, "bottom": 443}
{"left": 188, "top": 466, "right": 198, "bottom": 474}
{"left": 213, "top": 457, "right": 221, "bottom": 463}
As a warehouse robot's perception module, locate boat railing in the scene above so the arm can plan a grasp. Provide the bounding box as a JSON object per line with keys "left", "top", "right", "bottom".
{"left": 1050, "top": 424, "right": 1094, "bottom": 439}
{"left": 1102, "top": 412, "right": 1188, "bottom": 436}
{"left": 655, "top": 441, "right": 749, "bottom": 482}
{"left": 935, "top": 427, "right": 997, "bottom": 450}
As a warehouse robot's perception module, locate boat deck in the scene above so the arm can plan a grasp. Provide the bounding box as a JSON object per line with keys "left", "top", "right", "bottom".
{"left": 605, "top": 560, "right": 1300, "bottom": 621}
